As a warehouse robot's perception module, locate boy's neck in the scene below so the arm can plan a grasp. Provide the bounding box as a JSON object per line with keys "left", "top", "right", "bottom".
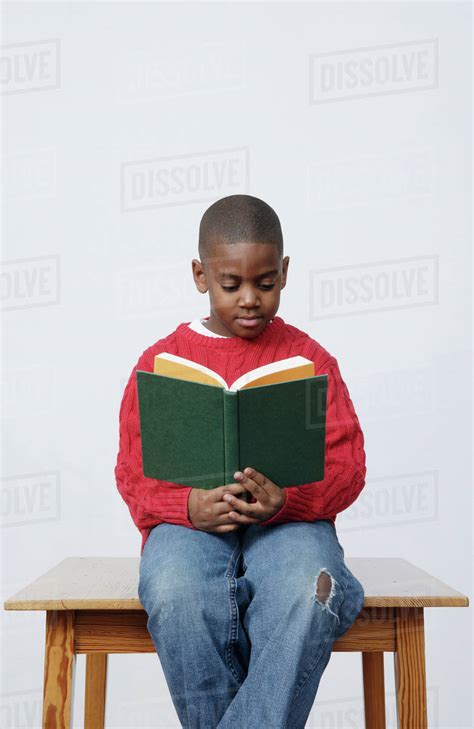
{"left": 200, "top": 316, "right": 233, "bottom": 337}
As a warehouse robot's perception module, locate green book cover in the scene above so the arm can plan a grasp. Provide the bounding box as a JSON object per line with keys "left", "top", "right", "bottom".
{"left": 136, "top": 366, "right": 328, "bottom": 491}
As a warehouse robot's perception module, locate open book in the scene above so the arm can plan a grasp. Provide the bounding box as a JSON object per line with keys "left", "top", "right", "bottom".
{"left": 136, "top": 354, "right": 328, "bottom": 491}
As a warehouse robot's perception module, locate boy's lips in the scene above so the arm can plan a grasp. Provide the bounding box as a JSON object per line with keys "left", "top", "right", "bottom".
{"left": 235, "top": 316, "right": 264, "bottom": 328}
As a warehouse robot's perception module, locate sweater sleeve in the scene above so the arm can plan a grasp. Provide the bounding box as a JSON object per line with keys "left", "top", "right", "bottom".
{"left": 257, "top": 355, "right": 366, "bottom": 526}
{"left": 114, "top": 348, "right": 197, "bottom": 536}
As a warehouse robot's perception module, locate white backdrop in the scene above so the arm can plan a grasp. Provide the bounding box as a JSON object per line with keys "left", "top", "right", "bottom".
{"left": 1, "top": 2, "right": 472, "bottom": 727}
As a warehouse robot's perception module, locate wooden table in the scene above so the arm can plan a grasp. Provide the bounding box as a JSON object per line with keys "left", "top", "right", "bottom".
{"left": 3, "top": 557, "right": 469, "bottom": 728}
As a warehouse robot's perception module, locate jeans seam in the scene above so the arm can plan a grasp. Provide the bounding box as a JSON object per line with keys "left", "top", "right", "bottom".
{"left": 290, "top": 629, "right": 335, "bottom": 707}
{"left": 225, "top": 542, "right": 244, "bottom": 685}
{"left": 290, "top": 566, "right": 350, "bottom": 706}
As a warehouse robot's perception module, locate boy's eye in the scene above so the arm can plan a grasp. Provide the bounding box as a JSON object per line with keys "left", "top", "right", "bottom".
{"left": 221, "top": 284, "right": 275, "bottom": 292}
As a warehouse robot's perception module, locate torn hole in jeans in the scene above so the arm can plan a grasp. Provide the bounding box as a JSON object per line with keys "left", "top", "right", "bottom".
{"left": 314, "top": 568, "right": 340, "bottom": 625}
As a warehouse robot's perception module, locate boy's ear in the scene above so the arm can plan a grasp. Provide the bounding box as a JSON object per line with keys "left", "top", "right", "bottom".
{"left": 191, "top": 259, "right": 209, "bottom": 293}
{"left": 280, "top": 256, "right": 290, "bottom": 289}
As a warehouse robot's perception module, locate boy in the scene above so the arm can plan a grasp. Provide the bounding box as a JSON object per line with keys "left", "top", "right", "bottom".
{"left": 115, "top": 194, "right": 366, "bottom": 728}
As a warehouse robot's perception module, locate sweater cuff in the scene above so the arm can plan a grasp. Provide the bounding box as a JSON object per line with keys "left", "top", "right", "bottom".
{"left": 258, "top": 487, "right": 324, "bottom": 526}
{"left": 150, "top": 484, "right": 198, "bottom": 530}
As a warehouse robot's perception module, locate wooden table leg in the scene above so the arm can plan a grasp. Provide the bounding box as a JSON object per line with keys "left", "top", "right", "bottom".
{"left": 394, "top": 607, "right": 428, "bottom": 728}
{"left": 362, "top": 651, "right": 386, "bottom": 728}
{"left": 42, "top": 610, "right": 76, "bottom": 729}
{"left": 85, "top": 654, "right": 108, "bottom": 729}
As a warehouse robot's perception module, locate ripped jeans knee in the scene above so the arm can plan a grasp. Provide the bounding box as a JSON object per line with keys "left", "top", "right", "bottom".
{"left": 314, "top": 567, "right": 341, "bottom": 625}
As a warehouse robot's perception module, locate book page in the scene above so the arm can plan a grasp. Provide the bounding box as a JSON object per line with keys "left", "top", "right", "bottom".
{"left": 230, "top": 356, "right": 315, "bottom": 391}
{"left": 154, "top": 353, "right": 227, "bottom": 388}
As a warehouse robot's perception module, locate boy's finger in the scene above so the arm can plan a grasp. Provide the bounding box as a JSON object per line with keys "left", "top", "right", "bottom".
{"left": 233, "top": 470, "right": 270, "bottom": 503}
{"left": 214, "top": 500, "right": 247, "bottom": 516}
{"left": 227, "top": 510, "right": 261, "bottom": 525}
{"left": 242, "top": 468, "right": 273, "bottom": 496}
{"left": 213, "top": 523, "right": 241, "bottom": 533}
{"left": 214, "top": 502, "right": 232, "bottom": 516}
{"left": 223, "top": 494, "right": 261, "bottom": 518}
{"left": 216, "top": 483, "right": 247, "bottom": 499}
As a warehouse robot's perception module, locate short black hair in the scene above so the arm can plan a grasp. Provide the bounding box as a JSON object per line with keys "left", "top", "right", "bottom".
{"left": 198, "top": 194, "right": 283, "bottom": 263}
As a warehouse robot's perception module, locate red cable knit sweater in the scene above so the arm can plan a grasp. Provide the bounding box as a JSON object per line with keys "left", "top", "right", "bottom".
{"left": 115, "top": 315, "right": 366, "bottom": 555}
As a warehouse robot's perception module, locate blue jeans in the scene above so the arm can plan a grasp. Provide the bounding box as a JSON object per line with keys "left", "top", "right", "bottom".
{"left": 138, "top": 519, "right": 365, "bottom": 729}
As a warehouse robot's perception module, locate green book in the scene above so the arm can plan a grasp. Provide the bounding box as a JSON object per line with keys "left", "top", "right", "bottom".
{"left": 136, "top": 353, "right": 328, "bottom": 491}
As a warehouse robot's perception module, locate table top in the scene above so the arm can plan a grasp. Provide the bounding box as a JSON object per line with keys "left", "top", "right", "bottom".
{"left": 3, "top": 557, "right": 470, "bottom": 611}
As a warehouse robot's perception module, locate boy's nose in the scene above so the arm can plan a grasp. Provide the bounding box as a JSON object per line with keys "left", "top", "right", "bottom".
{"left": 238, "top": 286, "right": 260, "bottom": 307}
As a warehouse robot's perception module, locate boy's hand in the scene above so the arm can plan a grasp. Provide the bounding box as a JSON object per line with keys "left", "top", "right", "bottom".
{"left": 188, "top": 483, "right": 250, "bottom": 533}
{"left": 222, "top": 467, "right": 286, "bottom": 524}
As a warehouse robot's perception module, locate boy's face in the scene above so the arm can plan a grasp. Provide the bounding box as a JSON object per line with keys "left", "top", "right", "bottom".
{"left": 192, "top": 241, "right": 289, "bottom": 339}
